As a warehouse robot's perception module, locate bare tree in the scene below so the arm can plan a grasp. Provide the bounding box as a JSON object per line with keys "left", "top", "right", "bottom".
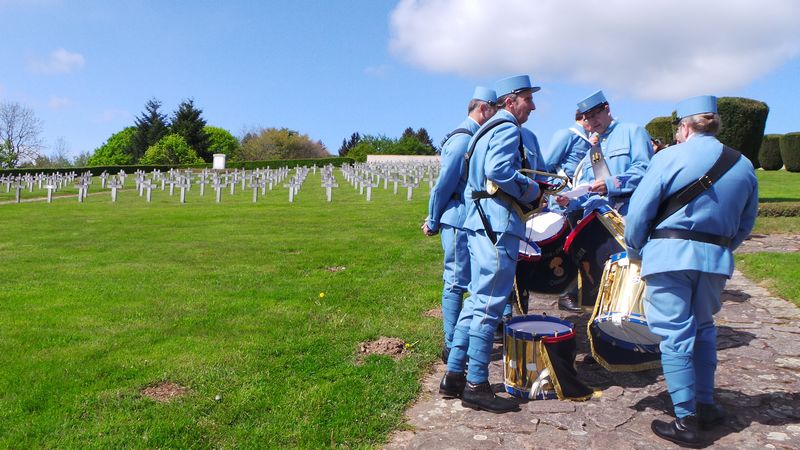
{"left": 0, "top": 101, "right": 44, "bottom": 168}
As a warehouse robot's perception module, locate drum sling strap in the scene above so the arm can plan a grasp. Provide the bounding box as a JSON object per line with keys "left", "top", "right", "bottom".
{"left": 649, "top": 145, "right": 741, "bottom": 247}
{"left": 463, "top": 118, "right": 523, "bottom": 244}
{"left": 589, "top": 143, "right": 611, "bottom": 181}
{"left": 439, "top": 127, "right": 473, "bottom": 148}
{"left": 440, "top": 127, "right": 474, "bottom": 201}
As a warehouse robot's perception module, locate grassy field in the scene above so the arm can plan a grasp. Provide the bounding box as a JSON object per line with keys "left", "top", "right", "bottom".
{"left": 0, "top": 172, "right": 443, "bottom": 448}
{"left": 1, "top": 167, "right": 797, "bottom": 447}
{"left": 738, "top": 170, "right": 800, "bottom": 306}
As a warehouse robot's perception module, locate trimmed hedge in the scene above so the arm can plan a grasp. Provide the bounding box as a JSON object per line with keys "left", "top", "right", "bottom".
{"left": 779, "top": 132, "right": 800, "bottom": 172}
{"left": 0, "top": 157, "right": 355, "bottom": 177}
{"left": 645, "top": 116, "right": 675, "bottom": 146}
{"left": 759, "top": 134, "right": 784, "bottom": 170}
{"left": 759, "top": 202, "right": 800, "bottom": 217}
{"left": 716, "top": 97, "right": 769, "bottom": 169}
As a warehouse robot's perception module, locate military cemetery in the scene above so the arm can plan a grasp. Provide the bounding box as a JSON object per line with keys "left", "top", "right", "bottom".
{"left": 3, "top": 1, "right": 800, "bottom": 449}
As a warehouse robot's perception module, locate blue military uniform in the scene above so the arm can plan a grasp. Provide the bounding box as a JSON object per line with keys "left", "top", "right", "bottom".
{"left": 543, "top": 122, "right": 591, "bottom": 179}
{"left": 625, "top": 96, "right": 758, "bottom": 423}
{"left": 569, "top": 90, "right": 652, "bottom": 217}
{"left": 447, "top": 76, "right": 541, "bottom": 386}
{"left": 427, "top": 86, "right": 495, "bottom": 353}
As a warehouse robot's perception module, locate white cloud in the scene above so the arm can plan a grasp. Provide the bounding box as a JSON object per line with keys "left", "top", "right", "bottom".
{"left": 389, "top": 0, "right": 800, "bottom": 100}
{"left": 27, "top": 48, "right": 85, "bottom": 75}
{"left": 48, "top": 96, "right": 71, "bottom": 109}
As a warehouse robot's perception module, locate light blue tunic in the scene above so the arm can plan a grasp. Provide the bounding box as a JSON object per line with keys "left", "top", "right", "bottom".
{"left": 426, "top": 117, "right": 481, "bottom": 350}
{"left": 624, "top": 134, "right": 758, "bottom": 276}
{"left": 570, "top": 120, "right": 652, "bottom": 216}
{"left": 447, "top": 109, "right": 542, "bottom": 384}
{"left": 543, "top": 123, "right": 591, "bottom": 178}
{"left": 427, "top": 117, "right": 480, "bottom": 231}
{"left": 623, "top": 133, "right": 758, "bottom": 418}
{"left": 462, "top": 109, "right": 541, "bottom": 239}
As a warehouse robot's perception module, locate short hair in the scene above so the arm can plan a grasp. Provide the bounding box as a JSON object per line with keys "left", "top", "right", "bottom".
{"left": 468, "top": 99, "right": 493, "bottom": 114}
{"left": 681, "top": 113, "right": 722, "bottom": 136}
{"left": 496, "top": 93, "right": 518, "bottom": 110}
{"left": 574, "top": 109, "right": 584, "bottom": 121}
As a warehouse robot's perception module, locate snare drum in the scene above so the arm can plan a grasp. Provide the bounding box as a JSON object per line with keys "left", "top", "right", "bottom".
{"left": 516, "top": 212, "right": 577, "bottom": 294}
{"left": 564, "top": 205, "right": 625, "bottom": 308}
{"left": 587, "top": 252, "right": 662, "bottom": 372}
{"left": 503, "top": 315, "right": 574, "bottom": 400}
{"left": 592, "top": 252, "right": 661, "bottom": 353}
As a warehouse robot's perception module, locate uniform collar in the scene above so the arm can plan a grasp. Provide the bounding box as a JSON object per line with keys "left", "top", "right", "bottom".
{"left": 598, "top": 119, "right": 618, "bottom": 140}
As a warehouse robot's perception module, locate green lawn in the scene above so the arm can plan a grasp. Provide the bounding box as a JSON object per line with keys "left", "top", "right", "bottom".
{"left": 738, "top": 171, "right": 800, "bottom": 305}
{"left": 0, "top": 171, "right": 443, "bottom": 448}
{"left": 736, "top": 253, "right": 800, "bottom": 306}
{"left": 1, "top": 166, "right": 798, "bottom": 447}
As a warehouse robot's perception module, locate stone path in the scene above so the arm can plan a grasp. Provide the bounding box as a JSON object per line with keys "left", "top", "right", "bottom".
{"left": 387, "top": 235, "right": 800, "bottom": 449}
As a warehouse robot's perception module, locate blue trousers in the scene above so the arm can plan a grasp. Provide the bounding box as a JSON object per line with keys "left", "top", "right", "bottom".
{"left": 644, "top": 270, "right": 726, "bottom": 418}
{"left": 447, "top": 230, "right": 520, "bottom": 384}
{"left": 439, "top": 225, "right": 470, "bottom": 349}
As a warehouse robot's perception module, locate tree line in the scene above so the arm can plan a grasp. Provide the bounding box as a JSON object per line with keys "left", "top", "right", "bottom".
{"left": 1, "top": 97, "right": 442, "bottom": 169}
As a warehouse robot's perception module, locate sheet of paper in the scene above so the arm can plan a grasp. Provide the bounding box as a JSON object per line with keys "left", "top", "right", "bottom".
{"left": 559, "top": 183, "right": 591, "bottom": 199}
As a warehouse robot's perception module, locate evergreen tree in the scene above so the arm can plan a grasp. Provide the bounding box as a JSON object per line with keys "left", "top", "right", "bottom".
{"left": 171, "top": 98, "right": 211, "bottom": 161}
{"left": 414, "top": 127, "right": 435, "bottom": 152}
{"left": 338, "top": 132, "right": 361, "bottom": 156}
{"left": 130, "top": 98, "right": 169, "bottom": 163}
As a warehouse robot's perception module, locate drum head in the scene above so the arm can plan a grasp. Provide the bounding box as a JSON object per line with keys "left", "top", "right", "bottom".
{"left": 506, "top": 315, "right": 573, "bottom": 340}
{"left": 525, "top": 212, "right": 566, "bottom": 243}
{"left": 593, "top": 313, "right": 661, "bottom": 353}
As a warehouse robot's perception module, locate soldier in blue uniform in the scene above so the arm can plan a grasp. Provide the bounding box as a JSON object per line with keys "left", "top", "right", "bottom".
{"left": 544, "top": 110, "right": 593, "bottom": 311}
{"left": 543, "top": 109, "right": 592, "bottom": 180}
{"left": 439, "top": 75, "right": 542, "bottom": 413}
{"left": 625, "top": 95, "right": 758, "bottom": 447}
{"left": 558, "top": 89, "right": 653, "bottom": 217}
{"left": 556, "top": 90, "right": 653, "bottom": 311}
{"left": 423, "top": 86, "right": 498, "bottom": 364}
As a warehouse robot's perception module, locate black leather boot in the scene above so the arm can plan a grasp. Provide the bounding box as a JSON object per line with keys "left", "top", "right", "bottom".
{"left": 441, "top": 345, "right": 450, "bottom": 365}
{"left": 558, "top": 293, "right": 581, "bottom": 312}
{"left": 461, "top": 381, "right": 520, "bottom": 413}
{"left": 558, "top": 279, "right": 581, "bottom": 312}
{"left": 438, "top": 372, "right": 466, "bottom": 398}
{"left": 651, "top": 415, "right": 704, "bottom": 448}
{"left": 697, "top": 402, "right": 727, "bottom": 429}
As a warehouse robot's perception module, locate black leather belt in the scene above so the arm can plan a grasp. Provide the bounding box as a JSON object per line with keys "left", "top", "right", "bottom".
{"left": 651, "top": 229, "right": 731, "bottom": 247}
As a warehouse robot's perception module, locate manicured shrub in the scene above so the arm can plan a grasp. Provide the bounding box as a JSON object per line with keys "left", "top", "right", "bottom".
{"left": 759, "top": 134, "right": 783, "bottom": 170}
{"left": 780, "top": 132, "right": 800, "bottom": 172}
{"left": 758, "top": 202, "right": 800, "bottom": 217}
{"left": 646, "top": 116, "right": 675, "bottom": 146}
{"left": 716, "top": 97, "right": 769, "bottom": 169}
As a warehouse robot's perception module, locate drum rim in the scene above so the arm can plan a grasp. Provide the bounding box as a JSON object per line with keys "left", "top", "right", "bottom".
{"left": 591, "top": 322, "right": 661, "bottom": 353}
{"left": 564, "top": 210, "right": 600, "bottom": 254}
{"left": 505, "top": 314, "right": 574, "bottom": 340}
{"left": 533, "top": 218, "right": 569, "bottom": 246}
{"left": 504, "top": 383, "right": 558, "bottom": 399}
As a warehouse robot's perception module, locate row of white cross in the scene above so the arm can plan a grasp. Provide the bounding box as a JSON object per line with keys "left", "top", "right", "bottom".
{"left": 2, "top": 161, "right": 443, "bottom": 205}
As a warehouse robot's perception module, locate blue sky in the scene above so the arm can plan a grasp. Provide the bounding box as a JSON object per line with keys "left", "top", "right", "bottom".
{"left": 2, "top": 0, "right": 799, "bottom": 159}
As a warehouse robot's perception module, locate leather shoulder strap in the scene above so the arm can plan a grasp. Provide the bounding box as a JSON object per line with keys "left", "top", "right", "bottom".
{"left": 652, "top": 145, "right": 741, "bottom": 228}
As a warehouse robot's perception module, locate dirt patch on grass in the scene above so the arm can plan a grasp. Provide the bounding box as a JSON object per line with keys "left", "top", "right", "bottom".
{"left": 141, "top": 381, "right": 190, "bottom": 403}
{"left": 356, "top": 337, "right": 407, "bottom": 363}
{"left": 326, "top": 266, "right": 346, "bottom": 272}
{"left": 423, "top": 308, "right": 442, "bottom": 319}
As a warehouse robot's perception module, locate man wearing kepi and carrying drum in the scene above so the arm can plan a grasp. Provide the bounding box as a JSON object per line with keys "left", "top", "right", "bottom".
{"left": 423, "top": 86, "right": 498, "bottom": 365}
{"left": 439, "top": 75, "right": 542, "bottom": 414}
{"left": 625, "top": 95, "right": 758, "bottom": 448}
